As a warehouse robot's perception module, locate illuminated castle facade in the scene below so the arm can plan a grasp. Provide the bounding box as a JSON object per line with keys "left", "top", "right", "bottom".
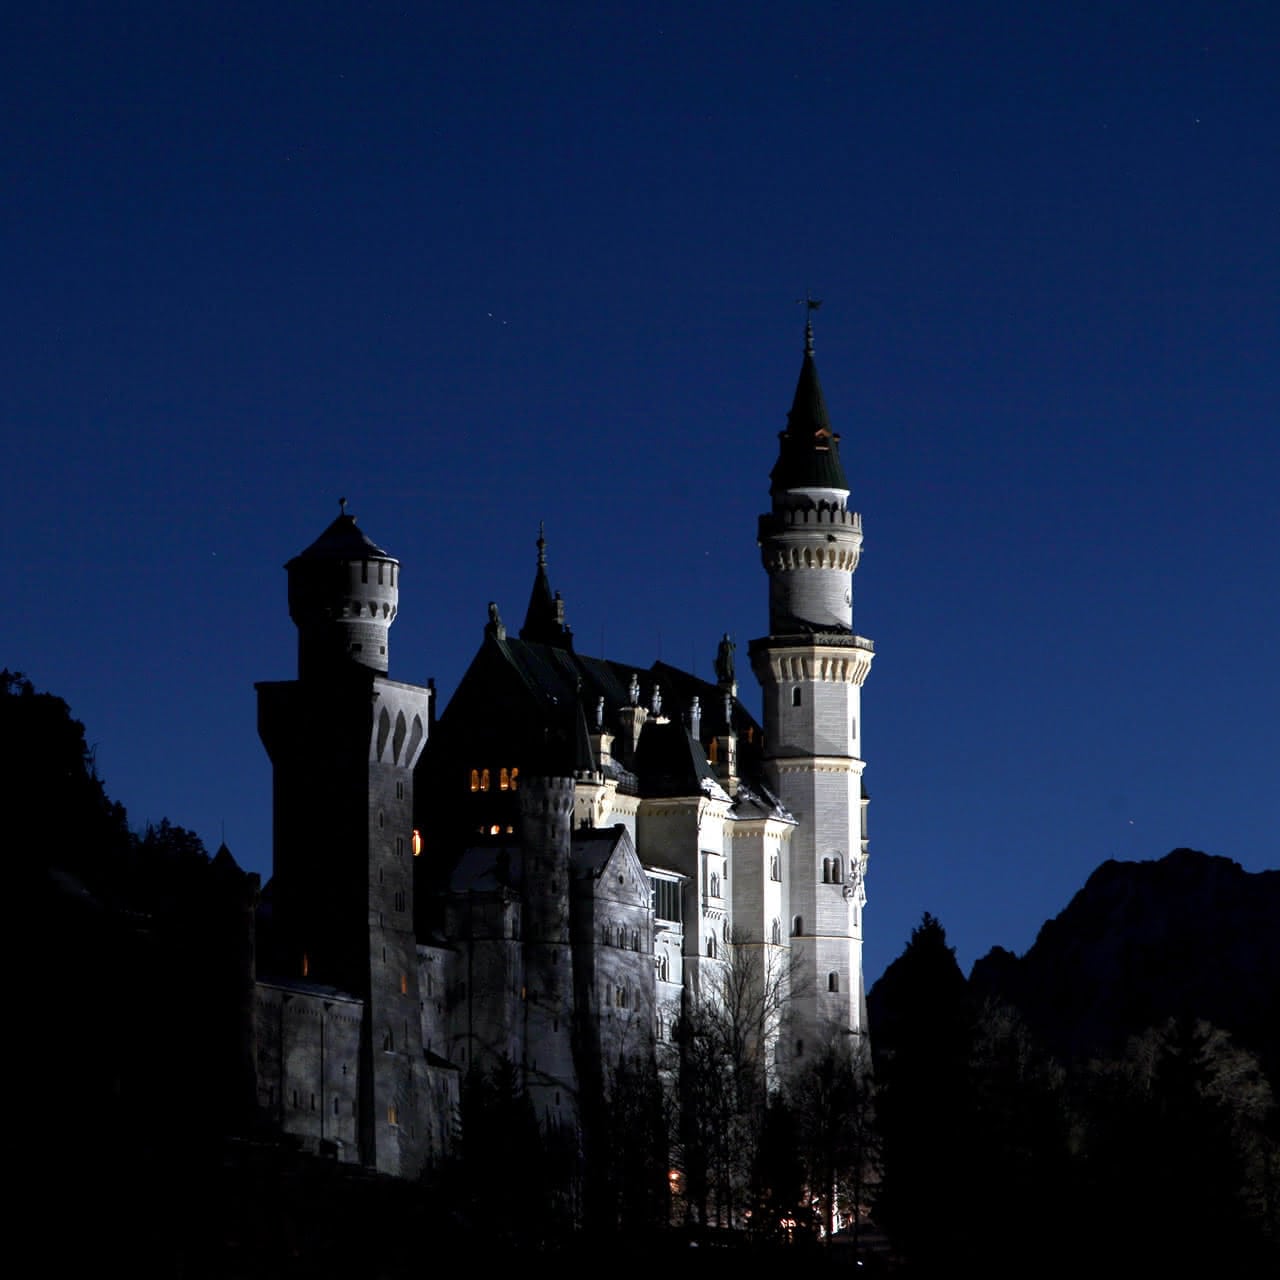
{"left": 252, "top": 323, "right": 874, "bottom": 1176}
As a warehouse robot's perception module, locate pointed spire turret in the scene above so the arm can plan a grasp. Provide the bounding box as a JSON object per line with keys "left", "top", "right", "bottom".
{"left": 520, "top": 523, "right": 574, "bottom": 648}
{"left": 769, "top": 309, "right": 848, "bottom": 496}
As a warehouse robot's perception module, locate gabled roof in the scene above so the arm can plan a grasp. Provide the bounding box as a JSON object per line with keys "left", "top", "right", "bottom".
{"left": 769, "top": 321, "right": 848, "bottom": 495}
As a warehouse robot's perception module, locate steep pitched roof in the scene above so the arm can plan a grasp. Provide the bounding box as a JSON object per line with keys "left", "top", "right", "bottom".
{"left": 289, "top": 503, "right": 392, "bottom": 564}
{"left": 769, "top": 320, "right": 848, "bottom": 495}
{"left": 519, "top": 524, "right": 573, "bottom": 648}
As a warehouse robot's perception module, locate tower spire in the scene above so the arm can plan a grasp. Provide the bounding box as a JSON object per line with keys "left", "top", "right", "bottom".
{"left": 520, "top": 524, "right": 573, "bottom": 649}
{"left": 771, "top": 297, "right": 846, "bottom": 496}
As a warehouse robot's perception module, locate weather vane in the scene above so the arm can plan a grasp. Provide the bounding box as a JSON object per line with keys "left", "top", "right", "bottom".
{"left": 796, "top": 292, "right": 823, "bottom": 352}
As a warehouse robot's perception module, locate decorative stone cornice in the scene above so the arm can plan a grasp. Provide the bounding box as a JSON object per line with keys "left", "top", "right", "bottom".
{"left": 747, "top": 638, "right": 874, "bottom": 687}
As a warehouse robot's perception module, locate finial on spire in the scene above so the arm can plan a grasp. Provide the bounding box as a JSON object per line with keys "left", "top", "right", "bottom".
{"left": 339, "top": 496, "right": 348, "bottom": 516}
{"left": 796, "top": 293, "right": 822, "bottom": 355}
{"left": 537, "top": 521, "right": 547, "bottom": 569}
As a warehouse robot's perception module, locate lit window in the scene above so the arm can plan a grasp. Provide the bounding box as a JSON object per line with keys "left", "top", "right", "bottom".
{"left": 301, "top": 952, "right": 309, "bottom": 977}
{"left": 411, "top": 829, "right": 422, "bottom": 856}
{"left": 469, "top": 769, "right": 479, "bottom": 792}
{"left": 708, "top": 739, "right": 718, "bottom": 763}
{"left": 489, "top": 824, "right": 500, "bottom": 836}
{"left": 500, "top": 768, "right": 510, "bottom": 790}
{"left": 480, "top": 769, "right": 490, "bottom": 791}
{"left": 510, "top": 768, "right": 519, "bottom": 790}
{"left": 400, "top": 973, "right": 408, "bottom": 995}
{"left": 388, "top": 1104, "right": 398, "bottom": 1125}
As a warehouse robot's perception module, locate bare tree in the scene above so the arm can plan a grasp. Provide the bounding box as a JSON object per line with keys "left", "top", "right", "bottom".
{"left": 670, "top": 927, "right": 806, "bottom": 1230}
{"left": 787, "top": 1030, "right": 878, "bottom": 1243}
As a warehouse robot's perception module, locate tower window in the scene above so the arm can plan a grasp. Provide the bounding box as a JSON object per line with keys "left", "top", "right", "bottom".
{"left": 793, "top": 915, "right": 803, "bottom": 936}
{"left": 709, "top": 873, "right": 720, "bottom": 899}
{"left": 707, "top": 935, "right": 716, "bottom": 959}
{"left": 412, "top": 829, "right": 422, "bottom": 856}
{"left": 510, "top": 767, "right": 519, "bottom": 790}
{"left": 792, "top": 687, "right": 802, "bottom": 707}
{"left": 394, "top": 890, "right": 406, "bottom": 912}
{"left": 396, "top": 781, "right": 404, "bottom": 799}
{"left": 480, "top": 769, "right": 490, "bottom": 791}
{"left": 387, "top": 1104, "right": 397, "bottom": 1126}
{"left": 396, "top": 835, "right": 404, "bottom": 856}
{"left": 469, "top": 769, "right": 479, "bottom": 792}
{"left": 500, "top": 768, "right": 510, "bottom": 790}
{"left": 771, "top": 918, "right": 781, "bottom": 945}
{"left": 828, "top": 972, "right": 840, "bottom": 993}
{"left": 770, "top": 853, "right": 781, "bottom": 881}
{"left": 400, "top": 973, "right": 408, "bottom": 995}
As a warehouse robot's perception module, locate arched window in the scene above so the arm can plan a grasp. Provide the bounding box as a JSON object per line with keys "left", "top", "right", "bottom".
{"left": 707, "top": 935, "right": 717, "bottom": 959}
{"left": 499, "top": 767, "right": 510, "bottom": 790}
{"left": 709, "top": 873, "right": 720, "bottom": 898}
{"left": 771, "top": 918, "right": 781, "bottom": 945}
{"left": 793, "top": 915, "right": 803, "bottom": 936}
{"left": 792, "top": 686, "right": 802, "bottom": 707}
{"left": 828, "top": 972, "right": 840, "bottom": 992}
{"left": 832, "top": 857, "right": 843, "bottom": 884}
{"left": 822, "top": 858, "right": 832, "bottom": 883}
{"left": 469, "top": 769, "right": 479, "bottom": 792}
{"left": 510, "top": 767, "right": 519, "bottom": 790}
{"left": 480, "top": 768, "right": 490, "bottom": 791}
{"left": 708, "top": 738, "right": 719, "bottom": 763}
{"left": 770, "top": 853, "right": 781, "bottom": 881}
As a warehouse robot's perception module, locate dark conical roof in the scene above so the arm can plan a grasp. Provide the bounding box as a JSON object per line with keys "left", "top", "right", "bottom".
{"left": 288, "top": 501, "right": 393, "bottom": 565}
{"left": 769, "top": 322, "right": 848, "bottom": 494}
{"left": 519, "top": 524, "right": 573, "bottom": 649}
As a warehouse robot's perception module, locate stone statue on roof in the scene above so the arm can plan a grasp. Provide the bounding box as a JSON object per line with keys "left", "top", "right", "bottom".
{"left": 715, "top": 632, "right": 736, "bottom": 686}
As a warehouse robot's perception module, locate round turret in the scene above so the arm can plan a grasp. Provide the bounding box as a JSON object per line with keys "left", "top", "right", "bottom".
{"left": 286, "top": 501, "right": 400, "bottom": 679}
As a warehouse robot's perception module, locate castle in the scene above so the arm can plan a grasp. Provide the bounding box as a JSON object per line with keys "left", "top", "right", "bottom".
{"left": 252, "top": 319, "right": 874, "bottom": 1178}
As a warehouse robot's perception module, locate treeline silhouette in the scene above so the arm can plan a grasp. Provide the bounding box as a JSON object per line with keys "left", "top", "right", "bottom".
{"left": 13, "top": 670, "right": 1277, "bottom": 1273}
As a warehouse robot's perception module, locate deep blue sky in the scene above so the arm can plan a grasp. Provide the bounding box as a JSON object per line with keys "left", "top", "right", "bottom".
{"left": 5, "top": 3, "right": 1276, "bottom": 984}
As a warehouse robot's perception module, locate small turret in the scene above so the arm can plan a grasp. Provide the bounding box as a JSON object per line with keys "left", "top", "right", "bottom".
{"left": 286, "top": 499, "right": 400, "bottom": 680}
{"left": 520, "top": 524, "right": 573, "bottom": 649}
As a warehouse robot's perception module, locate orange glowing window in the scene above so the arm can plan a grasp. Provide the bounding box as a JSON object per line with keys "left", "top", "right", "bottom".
{"left": 708, "top": 738, "right": 718, "bottom": 763}
{"left": 469, "top": 769, "right": 479, "bottom": 792}
{"left": 400, "top": 973, "right": 408, "bottom": 995}
{"left": 301, "top": 952, "right": 309, "bottom": 977}
{"left": 411, "top": 829, "right": 422, "bottom": 856}
{"left": 499, "top": 768, "right": 510, "bottom": 790}
{"left": 387, "top": 1104, "right": 398, "bottom": 1126}
{"left": 510, "top": 767, "right": 519, "bottom": 790}
{"left": 480, "top": 768, "right": 491, "bottom": 791}
{"left": 489, "top": 824, "right": 500, "bottom": 836}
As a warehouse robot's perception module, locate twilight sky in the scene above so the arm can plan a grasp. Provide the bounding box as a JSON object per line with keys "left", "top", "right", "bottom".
{"left": 5, "top": 2, "right": 1277, "bottom": 984}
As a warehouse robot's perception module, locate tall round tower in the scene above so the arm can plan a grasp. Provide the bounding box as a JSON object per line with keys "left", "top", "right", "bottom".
{"left": 286, "top": 499, "right": 400, "bottom": 680}
{"left": 750, "top": 316, "right": 875, "bottom": 1058}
